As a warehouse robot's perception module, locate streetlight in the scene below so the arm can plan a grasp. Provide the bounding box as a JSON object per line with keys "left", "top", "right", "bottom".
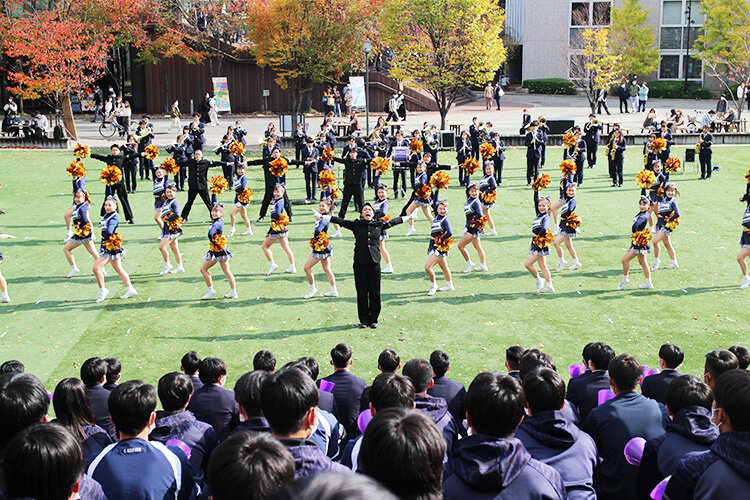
{"left": 363, "top": 40, "right": 372, "bottom": 136}
{"left": 684, "top": 0, "right": 693, "bottom": 90}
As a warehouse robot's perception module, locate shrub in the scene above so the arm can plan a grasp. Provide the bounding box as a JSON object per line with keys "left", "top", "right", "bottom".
{"left": 522, "top": 78, "right": 577, "bottom": 95}
{"left": 646, "top": 81, "right": 712, "bottom": 100}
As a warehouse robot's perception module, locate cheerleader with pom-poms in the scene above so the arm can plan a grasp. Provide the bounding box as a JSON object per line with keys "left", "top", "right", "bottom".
{"left": 228, "top": 163, "right": 253, "bottom": 237}
{"left": 426, "top": 200, "right": 454, "bottom": 295}
{"left": 737, "top": 183, "right": 750, "bottom": 289}
{"left": 200, "top": 203, "right": 237, "bottom": 299}
{"left": 525, "top": 191, "right": 555, "bottom": 293}
{"left": 640, "top": 159, "right": 668, "bottom": 231}
{"left": 617, "top": 195, "right": 654, "bottom": 290}
{"left": 63, "top": 189, "right": 100, "bottom": 278}
{"left": 403, "top": 161, "right": 434, "bottom": 236}
{"left": 64, "top": 158, "right": 87, "bottom": 242}
{"left": 457, "top": 182, "right": 487, "bottom": 273}
{"left": 553, "top": 182, "right": 582, "bottom": 272}
{"left": 152, "top": 165, "right": 169, "bottom": 231}
{"left": 261, "top": 184, "right": 296, "bottom": 275}
{"left": 303, "top": 199, "right": 338, "bottom": 299}
{"left": 93, "top": 196, "right": 137, "bottom": 303}
{"left": 158, "top": 183, "right": 185, "bottom": 276}
{"left": 478, "top": 161, "right": 498, "bottom": 237}
{"left": 651, "top": 182, "right": 681, "bottom": 271}
{"left": 373, "top": 184, "right": 395, "bottom": 274}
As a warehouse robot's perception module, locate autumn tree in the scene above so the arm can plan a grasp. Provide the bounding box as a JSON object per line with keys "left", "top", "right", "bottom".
{"left": 693, "top": 0, "right": 750, "bottom": 118}
{"left": 380, "top": 0, "right": 505, "bottom": 129}
{"left": 569, "top": 28, "right": 622, "bottom": 113}
{"left": 610, "top": 0, "right": 660, "bottom": 79}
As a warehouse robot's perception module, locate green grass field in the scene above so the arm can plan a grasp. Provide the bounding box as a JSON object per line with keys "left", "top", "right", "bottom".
{"left": 0, "top": 146, "right": 748, "bottom": 392}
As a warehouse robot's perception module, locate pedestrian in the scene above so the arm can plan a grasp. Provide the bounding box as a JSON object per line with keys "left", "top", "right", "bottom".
{"left": 208, "top": 93, "right": 219, "bottom": 126}
{"left": 334, "top": 86, "right": 342, "bottom": 117}
{"left": 484, "top": 83, "right": 494, "bottom": 110}
{"left": 344, "top": 88, "right": 353, "bottom": 116}
{"left": 628, "top": 79, "right": 639, "bottom": 113}
{"left": 597, "top": 88, "right": 611, "bottom": 115}
{"left": 638, "top": 82, "right": 649, "bottom": 113}
{"left": 716, "top": 94, "right": 728, "bottom": 121}
{"left": 618, "top": 81, "right": 629, "bottom": 113}
{"left": 169, "top": 100, "right": 181, "bottom": 133}
{"left": 494, "top": 82, "right": 504, "bottom": 110}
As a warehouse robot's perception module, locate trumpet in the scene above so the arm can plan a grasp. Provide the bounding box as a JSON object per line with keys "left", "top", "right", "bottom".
{"left": 539, "top": 117, "right": 547, "bottom": 125}
{"left": 592, "top": 119, "right": 600, "bottom": 126}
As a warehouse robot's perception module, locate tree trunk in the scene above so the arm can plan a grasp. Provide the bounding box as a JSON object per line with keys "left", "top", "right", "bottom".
{"left": 164, "top": 71, "right": 170, "bottom": 115}
{"left": 61, "top": 94, "right": 78, "bottom": 141}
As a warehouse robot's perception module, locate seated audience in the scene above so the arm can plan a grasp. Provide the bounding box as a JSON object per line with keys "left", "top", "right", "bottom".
{"left": 359, "top": 348, "right": 401, "bottom": 412}
{"left": 427, "top": 349, "right": 466, "bottom": 423}
{"left": 298, "top": 356, "right": 337, "bottom": 414}
{"left": 53, "top": 377, "right": 113, "bottom": 460}
{"left": 233, "top": 369, "right": 272, "bottom": 434}
{"left": 276, "top": 471, "right": 398, "bottom": 500}
{"left": 704, "top": 349, "right": 739, "bottom": 388}
{"left": 729, "top": 344, "right": 750, "bottom": 370}
{"left": 566, "top": 342, "right": 615, "bottom": 421}
{"left": 641, "top": 343, "right": 684, "bottom": 403}
{"left": 505, "top": 345, "right": 524, "bottom": 381}
{"left": 103, "top": 356, "right": 121, "bottom": 391}
{"left": 80, "top": 357, "right": 117, "bottom": 440}
{"left": 253, "top": 349, "right": 277, "bottom": 371}
{"left": 520, "top": 349, "right": 580, "bottom": 427}
{"left": 186, "top": 357, "right": 239, "bottom": 440}
{"left": 180, "top": 351, "right": 203, "bottom": 393}
{"left": 0, "top": 360, "right": 24, "bottom": 374}
{"left": 321, "top": 343, "right": 367, "bottom": 439}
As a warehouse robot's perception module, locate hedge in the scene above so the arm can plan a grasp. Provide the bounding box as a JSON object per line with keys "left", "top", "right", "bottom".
{"left": 646, "top": 81, "right": 712, "bottom": 99}
{"left": 522, "top": 78, "right": 577, "bottom": 95}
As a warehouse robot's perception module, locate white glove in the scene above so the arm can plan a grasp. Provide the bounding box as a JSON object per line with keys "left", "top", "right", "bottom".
{"left": 313, "top": 210, "right": 321, "bottom": 219}
{"left": 322, "top": 214, "right": 332, "bottom": 223}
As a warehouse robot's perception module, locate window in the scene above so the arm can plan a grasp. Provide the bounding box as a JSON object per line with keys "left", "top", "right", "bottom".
{"left": 662, "top": 0, "right": 682, "bottom": 24}
{"left": 660, "top": 27, "right": 682, "bottom": 49}
{"left": 571, "top": 2, "right": 589, "bottom": 25}
{"left": 592, "top": 2, "right": 610, "bottom": 25}
{"left": 569, "top": 28, "right": 586, "bottom": 49}
{"left": 660, "top": 56, "right": 680, "bottom": 79}
{"left": 684, "top": 56, "right": 702, "bottom": 79}
{"left": 682, "top": 27, "right": 701, "bottom": 49}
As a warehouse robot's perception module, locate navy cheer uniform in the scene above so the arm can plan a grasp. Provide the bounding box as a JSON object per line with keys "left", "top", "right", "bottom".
{"left": 266, "top": 198, "right": 289, "bottom": 239}
{"left": 72, "top": 203, "right": 93, "bottom": 243}
{"left": 428, "top": 215, "right": 453, "bottom": 258}
{"left": 741, "top": 198, "right": 750, "bottom": 249}
{"left": 630, "top": 210, "right": 652, "bottom": 254}
{"left": 656, "top": 196, "right": 680, "bottom": 236}
{"left": 559, "top": 196, "right": 578, "bottom": 238}
{"left": 464, "top": 196, "right": 483, "bottom": 237}
{"left": 311, "top": 217, "right": 332, "bottom": 259}
{"left": 234, "top": 173, "right": 249, "bottom": 208}
{"left": 205, "top": 217, "right": 232, "bottom": 261}
{"left": 153, "top": 177, "right": 168, "bottom": 211}
{"left": 413, "top": 171, "right": 431, "bottom": 207}
{"left": 99, "top": 212, "right": 125, "bottom": 259}
{"left": 160, "top": 198, "right": 183, "bottom": 240}
{"left": 530, "top": 193, "right": 551, "bottom": 256}
{"left": 374, "top": 198, "right": 389, "bottom": 241}
{"left": 479, "top": 173, "right": 498, "bottom": 209}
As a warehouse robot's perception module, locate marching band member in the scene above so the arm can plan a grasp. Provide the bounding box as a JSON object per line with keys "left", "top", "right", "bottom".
{"left": 699, "top": 125, "right": 713, "bottom": 180}
{"left": 525, "top": 121, "right": 543, "bottom": 186}
{"left": 456, "top": 131, "right": 473, "bottom": 187}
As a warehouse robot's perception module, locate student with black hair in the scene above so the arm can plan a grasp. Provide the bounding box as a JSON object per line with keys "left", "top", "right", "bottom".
{"left": 90, "top": 143, "right": 136, "bottom": 223}
{"left": 515, "top": 368, "right": 598, "bottom": 499}
{"left": 584, "top": 354, "right": 669, "bottom": 500}
{"left": 519, "top": 349, "right": 581, "bottom": 428}
{"left": 180, "top": 351, "right": 203, "bottom": 392}
{"left": 729, "top": 344, "right": 750, "bottom": 369}
{"left": 427, "top": 349, "right": 466, "bottom": 424}
{"left": 636, "top": 375, "right": 718, "bottom": 499}
{"left": 232, "top": 370, "right": 271, "bottom": 434}
{"left": 260, "top": 367, "right": 349, "bottom": 478}
{"left": 361, "top": 408, "right": 446, "bottom": 499}
{"left": 505, "top": 345, "right": 524, "bottom": 381}
{"left": 566, "top": 342, "right": 616, "bottom": 422}
{"left": 641, "top": 343, "right": 684, "bottom": 403}
{"left": 253, "top": 349, "right": 277, "bottom": 371}
{"left": 665, "top": 370, "right": 750, "bottom": 499}
{"left": 52, "top": 377, "right": 113, "bottom": 460}
{"left": 246, "top": 147, "right": 301, "bottom": 223}
{"left": 704, "top": 349, "right": 740, "bottom": 388}
{"left": 320, "top": 343, "right": 367, "bottom": 439}
{"left": 151, "top": 372, "right": 218, "bottom": 487}
{"left": 275, "top": 471, "right": 397, "bottom": 500}
{"left": 403, "top": 358, "right": 462, "bottom": 453}
{"left": 178, "top": 149, "right": 228, "bottom": 222}
{"left": 103, "top": 356, "right": 121, "bottom": 391}
{"left": 87, "top": 381, "right": 198, "bottom": 500}
{"left": 186, "top": 357, "right": 239, "bottom": 441}
{"left": 297, "top": 356, "right": 337, "bottom": 414}
{"left": 80, "top": 357, "right": 117, "bottom": 440}
{"left": 359, "top": 349, "right": 401, "bottom": 412}
{"left": 207, "top": 432, "right": 296, "bottom": 500}
{"left": 0, "top": 359, "right": 24, "bottom": 374}
{"left": 443, "top": 372, "right": 565, "bottom": 499}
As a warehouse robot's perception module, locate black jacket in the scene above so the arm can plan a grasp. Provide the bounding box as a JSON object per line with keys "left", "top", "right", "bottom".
{"left": 186, "top": 383, "right": 239, "bottom": 441}
{"left": 565, "top": 370, "right": 610, "bottom": 423}
{"left": 333, "top": 156, "right": 369, "bottom": 185}
{"left": 641, "top": 369, "right": 680, "bottom": 404}
{"left": 428, "top": 375, "right": 466, "bottom": 424}
{"left": 330, "top": 216, "right": 404, "bottom": 264}
{"left": 177, "top": 159, "right": 225, "bottom": 189}
{"left": 86, "top": 384, "right": 117, "bottom": 440}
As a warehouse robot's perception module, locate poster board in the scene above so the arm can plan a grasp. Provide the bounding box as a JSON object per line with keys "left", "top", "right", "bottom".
{"left": 212, "top": 77, "right": 232, "bottom": 113}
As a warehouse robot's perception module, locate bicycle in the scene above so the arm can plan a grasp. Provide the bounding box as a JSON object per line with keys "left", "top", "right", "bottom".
{"left": 98, "top": 118, "right": 134, "bottom": 138}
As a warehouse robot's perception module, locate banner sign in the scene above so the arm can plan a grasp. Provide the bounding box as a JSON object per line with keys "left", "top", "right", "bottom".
{"left": 212, "top": 77, "right": 232, "bottom": 113}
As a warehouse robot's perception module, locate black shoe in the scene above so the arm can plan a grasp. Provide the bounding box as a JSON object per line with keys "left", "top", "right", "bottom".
{"left": 612, "top": 183, "right": 617, "bottom": 187}
{"left": 257, "top": 217, "right": 264, "bottom": 223}
{"left": 127, "top": 220, "right": 134, "bottom": 224}
{"left": 359, "top": 323, "right": 368, "bottom": 328}
{"left": 289, "top": 217, "right": 294, "bottom": 222}
{"left": 369, "top": 323, "right": 378, "bottom": 328}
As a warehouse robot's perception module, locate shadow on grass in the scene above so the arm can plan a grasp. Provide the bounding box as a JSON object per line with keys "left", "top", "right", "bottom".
{"left": 162, "top": 322, "right": 359, "bottom": 341}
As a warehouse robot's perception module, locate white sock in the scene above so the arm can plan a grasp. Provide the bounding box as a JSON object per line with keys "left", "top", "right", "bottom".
{"left": 546, "top": 281, "right": 553, "bottom": 286}
{"left": 446, "top": 280, "right": 453, "bottom": 286}
{"left": 672, "top": 259, "right": 678, "bottom": 265}
{"left": 621, "top": 275, "right": 628, "bottom": 281}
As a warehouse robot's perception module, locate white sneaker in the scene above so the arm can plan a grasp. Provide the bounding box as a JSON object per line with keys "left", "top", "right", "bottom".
{"left": 382, "top": 263, "right": 394, "bottom": 274}
{"left": 664, "top": 261, "right": 680, "bottom": 269}
{"left": 439, "top": 282, "right": 455, "bottom": 292}
{"left": 160, "top": 263, "right": 173, "bottom": 275}
{"left": 740, "top": 276, "right": 750, "bottom": 289}
{"left": 66, "top": 266, "right": 80, "bottom": 278}
{"left": 0, "top": 292, "right": 10, "bottom": 303}
{"left": 304, "top": 285, "right": 318, "bottom": 299}
{"left": 568, "top": 260, "right": 582, "bottom": 270}
{"left": 242, "top": 228, "right": 253, "bottom": 236}
{"left": 428, "top": 283, "right": 438, "bottom": 296}
{"left": 120, "top": 286, "right": 138, "bottom": 299}
{"left": 405, "top": 227, "right": 415, "bottom": 236}
{"left": 324, "top": 288, "right": 339, "bottom": 297}
{"left": 540, "top": 282, "right": 555, "bottom": 293}
{"left": 171, "top": 264, "right": 185, "bottom": 274}
{"left": 617, "top": 277, "right": 630, "bottom": 290}
{"left": 265, "top": 262, "right": 279, "bottom": 275}
{"left": 331, "top": 229, "right": 343, "bottom": 239}
{"left": 224, "top": 289, "right": 238, "bottom": 299}
{"left": 228, "top": 226, "right": 237, "bottom": 238}
{"left": 555, "top": 260, "right": 568, "bottom": 272}
{"left": 474, "top": 263, "right": 488, "bottom": 272}
{"left": 201, "top": 287, "right": 217, "bottom": 300}
{"left": 64, "top": 230, "right": 73, "bottom": 242}
{"left": 536, "top": 277, "right": 545, "bottom": 292}
{"left": 484, "top": 229, "right": 497, "bottom": 237}
{"left": 95, "top": 288, "right": 109, "bottom": 303}
{"left": 650, "top": 259, "right": 660, "bottom": 271}
{"left": 639, "top": 280, "right": 655, "bottom": 289}
{"left": 286, "top": 264, "right": 297, "bottom": 274}
{"left": 461, "top": 261, "right": 475, "bottom": 273}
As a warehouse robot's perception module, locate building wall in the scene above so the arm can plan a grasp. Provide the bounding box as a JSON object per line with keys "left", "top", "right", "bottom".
{"left": 521, "top": 0, "right": 570, "bottom": 81}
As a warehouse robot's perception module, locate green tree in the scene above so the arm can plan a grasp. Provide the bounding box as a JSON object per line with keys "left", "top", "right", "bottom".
{"left": 380, "top": 0, "right": 505, "bottom": 129}
{"left": 693, "top": 0, "right": 750, "bottom": 118}
{"left": 570, "top": 28, "right": 622, "bottom": 113}
{"left": 610, "top": 0, "right": 660, "bottom": 79}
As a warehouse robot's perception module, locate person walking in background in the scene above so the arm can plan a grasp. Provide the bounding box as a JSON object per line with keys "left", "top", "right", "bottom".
{"left": 344, "top": 88, "right": 353, "bottom": 116}
{"left": 484, "top": 83, "right": 493, "bottom": 110}
{"left": 597, "top": 88, "right": 611, "bottom": 115}
{"left": 494, "top": 81, "right": 504, "bottom": 110}
{"left": 208, "top": 94, "right": 219, "bottom": 126}
{"left": 618, "top": 81, "right": 629, "bottom": 113}
{"left": 168, "top": 100, "right": 181, "bottom": 133}
{"left": 716, "top": 94, "right": 728, "bottom": 121}
{"left": 628, "top": 79, "right": 639, "bottom": 113}
{"left": 638, "top": 82, "right": 649, "bottom": 113}
{"left": 92, "top": 86, "right": 104, "bottom": 122}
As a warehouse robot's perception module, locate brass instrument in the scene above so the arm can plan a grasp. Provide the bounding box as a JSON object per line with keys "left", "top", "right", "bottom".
{"left": 696, "top": 135, "right": 702, "bottom": 154}
{"left": 592, "top": 119, "right": 600, "bottom": 126}
{"left": 539, "top": 117, "right": 547, "bottom": 125}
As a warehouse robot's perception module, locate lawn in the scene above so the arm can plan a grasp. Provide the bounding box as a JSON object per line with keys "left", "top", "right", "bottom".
{"left": 0, "top": 146, "right": 748, "bottom": 392}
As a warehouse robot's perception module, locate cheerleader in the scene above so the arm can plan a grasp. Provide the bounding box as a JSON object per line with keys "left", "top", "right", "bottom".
{"left": 261, "top": 184, "right": 295, "bottom": 275}
{"left": 228, "top": 163, "right": 253, "bottom": 237}
{"left": 737, "top": 185, "right": 750, "bottom": 289}
{"left": 478, "top": 161, "right": 498, "bottom": 237}
{"left": 64, "top": 168, "right": 86, "bottom": 241}
{"left": 553, "top": 183, "right": 582, "bottom": 271}
{"left": 404, "top": 161, "right": 434, "bottom": 236}
{"left": 651, "top": 182, "right": 680, "bottom": 271}
{"left": 426, "top": 200, "right": 454, "bottom": 295}
{"left": 617, "top": 195, "right": 654, "bottom": 290}
{"left": 319, "top": 178, "right": 342, "bottom": 239}
{"left": 551, "top": 171, "right": 574, "bottom": 233}
{"left": 63, "top": 190, "right": 99, "bottom": 277}
{"left": 303, "top": 199, "right": 338, "bottom": 299}
{"left": 158, "top": 183, "right": 185, "bottom": 275}
{"left": 457, "top": 183, "right": 487, "bottom": 273}
{"left": 152, "top": 166, "right": 168, "bottom": 230}
{"left": 93, "top": 196, "right": 137, "bottom": 303}
{"left": 525, "top": 192, "right": 554, "bottom": 293}
{"left": 373, "top": 184, "right": 394, "bottom": 274}
{"left": 200, "top": 203, "right": 237, "bottom": 299}
{"left": 643, "top": 133, "right": 658, "bottom": 171}
{"left": 644, "top": 160, "right": 668, "bottom": 231}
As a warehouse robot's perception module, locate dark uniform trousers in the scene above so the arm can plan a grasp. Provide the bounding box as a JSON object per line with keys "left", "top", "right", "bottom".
{"left": 354, "top": 262, "right": 381, "bottom": 325}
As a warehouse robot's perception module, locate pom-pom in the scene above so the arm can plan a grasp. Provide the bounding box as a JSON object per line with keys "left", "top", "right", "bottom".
{"left": 228, "top": 141, "right": 245, "bottom": 157}
{"left": 560, "top": 159, "right": 577, "bottom": 176}
{"left": 462, "top": 157, "right": 480, "bottom": 175}
{"left": 380, "top": 214, "right": 390, "bottom": 222}
{"left": 73, "top": 221, "right": 92, "bottom": 238}
{"left": 329, "top": 187, "right": 340, "bottom": 201}
{"left": 631, "top": 229, "right": 652, "bottom": 246}
{"left": 409, "top": 138, "right": 423, "bottom": 154}
{"left": 635, "top": 169, "right": 656, "bottom": 188}
{"left": 430, "top": 171, "right": 449, "bottom": 190}
{"left": 665, "top": 157, "right": 681, "bottom": 173}
{"left": 745, "top": 167, "right": 750, "bottom": 183}
{"left": 73, "top": 144, "right": 90, "bottom": 159}
{"left": 309, "top": 232, "right": 330, "bottom": 252}
{"left": 321, "top": 147, "right": 334, "bottom": 163}
{"left": 433, "top": 232, "right": 454, "bottom": 253}
{"left": 209, "top": 176, "right": 229, "bottom": 194}
{"left": 479, "top": 142, "right": 495, "bottom": 159}
{"left": 469, "top": 215, "right": 488, "bottom": 231}
{"left": 318, "top": 169, "right": 337, "bottom": 188}
{"left": 162, "top": 214, "right": 183, "bottom": 231}
{"left": 416, "top": 184, "right": 432, "bottom": 200}
{"left": 67, "top": 160, "right": 86, "bottom": 178}
{"left": 144, "top": 144, "right": 159, "bottom": 160}
{"left": 103, "top": 233, "right": 123, "bottom": 251}
{"left": 270, "top": 214, "right": 290, "bottom": 232}
{"left": 161, "top": 158, "right": 180, "bottom": 176}
{"left": 209, "top": 234, "right": 227, "bottom": 252}
{"left": 565, "top": 212, "right": 582, "bottom": 229}
{"left": 99, "top": 165, "right": 122, "bottom": 186}
{"left": 481, "top": 189, "right": 497, "bottom": 205}
{"left": 370, "top": 157, "right": 390, "bottom": 175}
{"left": 237, "top": 188, "right": 254, "bottom": 205}
{"left": 269, "top": 157, "right": 288, "bottom": 177}
{"left": 533, "top": 229, "right": 554, "bottom": 248}
{"left": 665, "top": 212, "right": 680, "bottom": 230}
{"left": 650, "top": 138, "right": 667, "bottom": 153}
{"left": 562, "top": 133, "right": 576, "bottom": 148}
{"left": 532, "top": 174, "right": 551, "bottom": 191}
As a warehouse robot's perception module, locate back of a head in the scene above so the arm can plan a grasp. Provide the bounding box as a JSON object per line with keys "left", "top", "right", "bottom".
{"left": 729, "top": 345, "right": 750, "bottom": 370}
{"left": 181, "top": 351, "right": 201, "bottom": 376}
{"left": 3, "top": 423, "right": 83, "bottom": 500}
{"left": 330, "top": 343, "right": 353, "bottom": 369}
{"left": 522, "top": 368, "right": 565, "bottom": 415}
{"left": 276, "top": 472, "right": 398, "bottom": 500}
{"left": 360, "top": 408, "right": 445, "bottom": 500}
{"left": 402, "top": 359, "right": 433, "bottom": 394}
{"left": 581, "top": 343, "right": 594, "bottom": 366}
{"left": 0, "top": 373, "right": 50, "bottom": 445}
{"left": 664, "top": 375, "right": 713, "bottom": 414}
{"left": 505, "top": 345, "right": 524, "bottom": 371}
{"left": 659, "top": 344, "right": 684, "bottom": 369}
{"left": 297, "top": 357, "right": 320, "bottom": 380}
{"left": 157, "top": 372, "right": 193, "bottom": 412}
{"left": 254, "top": 350, "right": 277, "bottom": 372}
{"left": 108, "top": 380, "right": 157, "bottom": 437}
{"left": 208, "top": 432, "right": 295, "bottom": 500}
{"left": 0, "top": 359, "right": 25, "bottom": 375}
{"left": 80, "top": 357, "right": 107, "bottom": 386}
{"left": 714, "top": 369, "right": 750, "bottom": 431}
{"left": 199, "top": 357, "right": 227, "bottom": 385}
{"left": 518, "top": 349, "right": 556, "bottom": 381}
{"left": 104, "top": 357, "right": 121, "bottom": 385}
{"left": 235, "top": 370, "right": 270, "bottom": 416}
{"left": 428, "top": 350, "right": 450, "bottom": 378}
{"left": 465, "top": 372, "right": 525, "bottom": 437}
{"left": 608, "top": 354, "right": 642, "bottom": 392}
{"left": 260, "top": 367, "right": 319, "bottom": 436}
{"left": 588, "top": 342, "right": 616, "bottom": 371}
{"left": 378, "top": 349, "right": 400, "bottom": 374}
{"left": 369, "top": 373, "right": 415, "bottom": 412}
{"left": 53, "top": 377, "right": 94, "bottom": 429}
{"left": 705, "top": 350, "right": 739, "bottom": 381}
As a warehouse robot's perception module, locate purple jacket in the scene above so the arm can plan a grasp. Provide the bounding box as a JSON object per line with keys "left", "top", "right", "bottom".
{"left": 150, "top": 410, "right": 218, "bottom": 486}
{"left": 515, "top": 410, "right": 598, "bottom": 499}
{"left": 278, "top": 438, "right": 351, "bottom": 479}
{"left": 415, "top": 395, "right": 462, "bottom": 456}
{"left": 443, "top": 434, "right": 566, "bottom": 500}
